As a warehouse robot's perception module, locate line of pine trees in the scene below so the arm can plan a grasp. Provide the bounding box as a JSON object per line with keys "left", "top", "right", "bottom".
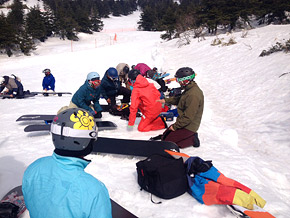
{"left": 0, "top": 0, "right": 137, "bottom": 56}
{"left": 1, "top": 0, "right": 289, "bottom": 57}
{"left": 137, "top": 0, "right": 290, "bottom": 40}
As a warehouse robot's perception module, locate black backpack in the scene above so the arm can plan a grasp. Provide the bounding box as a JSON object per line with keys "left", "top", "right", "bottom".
{"left": 136, "top": 154, "right": 188, "bottom": 200}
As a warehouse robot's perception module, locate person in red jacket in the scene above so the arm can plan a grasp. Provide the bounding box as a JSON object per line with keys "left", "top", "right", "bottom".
{"left": 127, "top": 69, "right": 167, "bottom": 132}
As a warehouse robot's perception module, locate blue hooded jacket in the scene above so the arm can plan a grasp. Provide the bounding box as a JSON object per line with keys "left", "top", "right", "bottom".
{"left": 22, "top": 153, "right": 112, "bottom": 218}
{"left": 100, "top": 72, "right": 120, "bottom": 100}
{"left": 72, "top": 81, "right": 103, "bottom": 114}
{"left": 42, "top": 74, "right": 55, "bottom": 91}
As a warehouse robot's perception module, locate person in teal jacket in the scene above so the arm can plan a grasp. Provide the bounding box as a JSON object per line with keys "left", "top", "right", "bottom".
{"left": 22, "top": 108, "right": 112, "bottom": 218}
{"left": 57, "top": 72, "right": 103, "bottom": 118}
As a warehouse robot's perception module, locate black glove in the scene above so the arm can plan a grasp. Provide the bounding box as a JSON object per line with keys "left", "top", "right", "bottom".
{"left": 188, "top": 157, "right": 212, "bottom": 175}
{"left": 94, "top": 111, "right": 102, "bottom": 119}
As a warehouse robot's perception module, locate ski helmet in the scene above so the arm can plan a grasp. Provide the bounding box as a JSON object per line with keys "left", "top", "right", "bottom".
{"left": 128, "top": 69, "right": 140, "bottom": 81}
{"left": 147, "top": 70, "right": 158, "bottom": 80}
{"left": 123, "top": 66, "right": 129, "bottom": 75}
{"left": 175, "top": 67, "right": 195, "bottom": 87}
{"left": 106, "top": 67, "right": 118, "bottom": 80}
{"left": 87, "top": 72, "right": 100, "bottom": 81}
{"left": 50, "top": 108, "right": 98, "bottom": 157}
{"left": 87, "top": 72, "right": 100, "bottom": 88}
{"left": 43, "top": 69, "right": 51, "bottom": 75}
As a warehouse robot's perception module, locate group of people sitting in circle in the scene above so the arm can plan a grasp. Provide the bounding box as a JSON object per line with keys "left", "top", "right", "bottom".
{"left": 58, "top": 63, "right": 204, "bottom": 149}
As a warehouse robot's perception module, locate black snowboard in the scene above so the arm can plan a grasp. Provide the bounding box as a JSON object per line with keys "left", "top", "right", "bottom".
{"left": 30, "top": 91, "right": 72, "bottom": 97}
{"left": 1, "top": 93, "right": 36, "bottom": 99}
{"left": 16, "top": 109, "right": 112, "bottom": 122}
{"left": 111, "top": 199, "right": 137, "bottom": 218}
{"left": 24, "top": 121, "right": 117, "bottom": 132}
{"left": 92, "top": 137, "right": 180, "bottom": 157}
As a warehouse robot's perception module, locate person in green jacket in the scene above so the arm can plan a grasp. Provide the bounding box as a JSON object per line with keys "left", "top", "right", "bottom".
{"left": 157, "top": 67, "right": 204, "bottom": 148}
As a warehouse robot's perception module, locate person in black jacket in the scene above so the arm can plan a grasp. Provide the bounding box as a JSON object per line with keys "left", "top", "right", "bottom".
{"left": 101, "top": 67, "right": 131, "bottom": 105}
{"left": 100, "top": 67, "right": 131, "bottom": 118}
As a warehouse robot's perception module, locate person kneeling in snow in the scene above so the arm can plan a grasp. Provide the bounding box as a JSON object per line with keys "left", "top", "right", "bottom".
{"left": 22, "top": 108, "right": 112, "bottom": 218}
{"left": 157, "top": 67, "right": 204, "bottom": 148}
{"left": 57, "top": 72, "right": 103, "bottom": 118}
{"left": 127, "top": 69, "right": 167, "bottom": 132}
{"left": 42, "top": 68, "right": 55, "bottom": 92}
{"left": 0, "top": 75, "right": 27, "bottom": 98}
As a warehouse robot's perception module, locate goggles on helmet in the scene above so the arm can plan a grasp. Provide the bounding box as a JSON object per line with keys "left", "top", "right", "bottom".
{"left": 176, "top": 74, "right": 195, "bottom": 82}
{"left": 50, "top": 124, "right": 98, "bottom": 139}
{"left": 90, "top": 77, "right": 101, "bottom": 88}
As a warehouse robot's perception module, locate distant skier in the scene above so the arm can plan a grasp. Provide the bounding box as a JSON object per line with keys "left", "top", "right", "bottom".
{"left": 157, "top": 67, "right": 204, "bottom": 148}
{"left": 57, "top": 72, "right": 103, "bottom": 118}
{"left": 100, "top": 67, "right": 131, "bottom": 117}
{"left": 116, "top": 63, "right": 130, "bottom": 89}
{"left": 42, "top": 68, "right": 55, "bottom": 92}
{"left": 22, "top": 108, "right": 112, "bottom": 218}
{"left": 127, "top": 69, "right": 167, "bottom": 132}
{"left": 0, "top": 75, "right": 27, "bottom": 98}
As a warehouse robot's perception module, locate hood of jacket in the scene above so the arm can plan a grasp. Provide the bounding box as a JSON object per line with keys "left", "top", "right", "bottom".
{"left": 133, "top": 75, "right": 149, "bottom": 88}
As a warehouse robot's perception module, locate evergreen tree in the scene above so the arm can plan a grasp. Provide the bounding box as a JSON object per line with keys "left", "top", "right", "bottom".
{"left": 0, "top": 13, "right": 15, "bottom": 56}
{"left": 26, "top": 6, "right": 47, "bottom": 42}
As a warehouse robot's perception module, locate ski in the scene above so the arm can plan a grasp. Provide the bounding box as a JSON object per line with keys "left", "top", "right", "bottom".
{"left": 30, "top": 91, "right": 72, "bottom": 97}
{"left": 92, "top": 137, "right": 179, "bottom": 157}
{"left": 24, "top": 121, "right": 117, "bottom": 132}
{"left": 1, "top": 186, "right": 137, "bottom": 218}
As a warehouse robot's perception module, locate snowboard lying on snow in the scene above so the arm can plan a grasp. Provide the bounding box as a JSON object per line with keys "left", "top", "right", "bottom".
{"left": 30, "top": 91, "right": 72, "bottom": 97}
{"left": 0, "top": 186, "right": 137, "bottom": 218}
{"left": 92, "top": 137, "right": 179, "bottom": 157}
{"left": 23, "top": 121, "right": 117, "bottom": 132}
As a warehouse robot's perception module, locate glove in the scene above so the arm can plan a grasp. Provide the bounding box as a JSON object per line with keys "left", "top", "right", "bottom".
{"left": 188, "top": 157, "right": 212, "bottom": 175}
{"left": 106, "top": 98, "right": 111, "bottom": 104}
{"left": 94, "top": 111, "right": 102, "bottom": 119}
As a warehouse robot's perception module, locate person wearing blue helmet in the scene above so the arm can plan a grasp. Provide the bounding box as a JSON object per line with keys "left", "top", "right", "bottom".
{"left": 100, "top": 67, "right": 131, "bottom": 118}
{"left": 57, "top": 72, "right": 103, "bottom": 118}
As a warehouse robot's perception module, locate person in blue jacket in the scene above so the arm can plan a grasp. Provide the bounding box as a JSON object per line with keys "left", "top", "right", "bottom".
{"left": 42, "top": 69, "right": 55, "bottom": 91}
{"left": 57, "top": 72, "right": 103, "bottom": 118}
{"left": 101, "top": 67, "right": 131, "bottom": 109}
{"left": 22, "top": 108, "right": 112, "bottom": 218}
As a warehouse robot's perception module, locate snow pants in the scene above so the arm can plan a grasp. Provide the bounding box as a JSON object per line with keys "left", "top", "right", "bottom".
{"left": 162, "top": 128, "right": 200, "bottom": 148}
{"left": 138, "top": 116, "right": 166, "bottom": 132}
{"left": 185, "top": 157, "right": 266, "bottom": 209}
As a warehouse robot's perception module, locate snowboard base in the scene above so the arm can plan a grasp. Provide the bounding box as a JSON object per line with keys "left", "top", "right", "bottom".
{"left": 93, "top": 137, "right": 179, "bottom": 157}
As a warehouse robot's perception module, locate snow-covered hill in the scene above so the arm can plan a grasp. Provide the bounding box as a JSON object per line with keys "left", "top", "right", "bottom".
{"left": 0, "top": 10, "right": 290, "bottom": 218}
